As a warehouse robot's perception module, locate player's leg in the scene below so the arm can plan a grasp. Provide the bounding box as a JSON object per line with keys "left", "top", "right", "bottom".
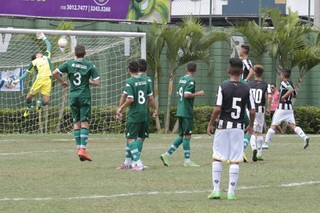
{"left": 256, "top": 134, "right": 264, "bottom": 160}
{"left": 116, "top": 141, "right": 133, "bottom": 170}
{"left": 24, "top": 93, "right": 33, "bottom": 117}
{"left": 77, "top": 97, "right": 92, "bottom": 161}
{"left": 128, "top": 122, "right": 144, "bottom": 171}
{"left": 38, "top": 77, "right": 51, "bottom": 111}
{"left": 251, "top": 112, "right": 264, "bottom": 161}
{"left": 264, "top": 109, "right": 284, "bottom": 149}
{"left": 208, "top": 129, "right": 228, "bottom": 199}
{"left": 160, "top": 117, "right": 183, "bottom": 166}
{"left": 24, "top": 79, "right": 42, "bottom": 117}
{"left": 227, "top": 129, "right": 244, "bottom": 200}
{"left": 242, "top": 111, "right": 250, "bottom": 162}
{"left": 288, "top": 121, "right": 310, "bottom": 149}
{"left": 182, "top": 118, "right": 199, "bottom": 167}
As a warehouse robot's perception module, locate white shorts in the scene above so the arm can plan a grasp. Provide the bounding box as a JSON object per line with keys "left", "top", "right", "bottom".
{"left": 212, "top": 128, "right": 244, "bottom": 163}
{"left": 254, "top": 112, "right": 265, "bottom": 133}
{"left": 271, "top": 109, "right": 296, "bottom": 125}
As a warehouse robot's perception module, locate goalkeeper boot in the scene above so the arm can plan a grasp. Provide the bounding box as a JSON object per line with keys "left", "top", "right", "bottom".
{"left": 36, "top": 100, "right": 42, "bottom": 112}
{"left": 183, "top": 161, "right": 200, "bottom": 167}
{"left": 303, "top": 136, "right": 310, "bottom": 149}
{"left": 23, "top": 107, "right": 31, "bottom": 117}
{"left": 208, "top": 191, "right": 221, "bottom": 199}
{"left": 160, "top": 154, "right": 170, "bottom": 166}
{"left": 78, "top": 148, "right": 92, "bottom": 161}
{"left": 252, "top": 149, "right": 258, "bottom": 162}
{"left": 242, "top": 152, "right": 248, "bottom": 163}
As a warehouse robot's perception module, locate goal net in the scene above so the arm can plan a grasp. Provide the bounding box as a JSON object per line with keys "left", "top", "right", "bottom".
{"left": 0, "top": 28, "right": 146, "bottom": 134}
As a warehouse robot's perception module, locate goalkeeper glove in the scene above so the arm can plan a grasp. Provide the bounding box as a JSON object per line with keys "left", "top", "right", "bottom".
{"left": 36, "top": 31, "right": 47, "bottom": 40}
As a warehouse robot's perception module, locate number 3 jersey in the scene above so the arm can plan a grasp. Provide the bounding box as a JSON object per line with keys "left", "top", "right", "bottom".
{"left": 249, "top": 80, "right": 271, "bottom": 113}
{"left": 57, "top": 59, "right": 100, "bottom": 98}
{"left": 176, "top": 75, "right": 196, "bottom": 119}
{"left": 216, "top": 81, "right": 255, "bottom": 129}
{"left": 123, "top": 75, "right": 152, "bottom": 123}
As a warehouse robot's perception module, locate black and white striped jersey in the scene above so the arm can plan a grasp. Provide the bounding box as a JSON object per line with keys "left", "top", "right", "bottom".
{"left": 216, "top": 81, "right": 255, "bottom": 129}
{"left": 249, "top": 80, "right": 271, "bottom": 113}
{"left": 242, "top": 58, "right": 253, "bottom": 80}
{"left": 278, "top": 80, "right": 296, "bottom": 110}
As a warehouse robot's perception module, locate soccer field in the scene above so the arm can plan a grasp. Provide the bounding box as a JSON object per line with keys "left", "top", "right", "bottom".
{"left": 0, "top": 134, "right": 319, "bottom": 213}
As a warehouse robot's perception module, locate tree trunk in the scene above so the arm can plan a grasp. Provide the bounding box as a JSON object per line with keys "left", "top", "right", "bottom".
{"left": 153, "top": 69, "right": 162, "bottom": 132}
{"left": 164, "top": 76, "right": 174, "bottom": 133}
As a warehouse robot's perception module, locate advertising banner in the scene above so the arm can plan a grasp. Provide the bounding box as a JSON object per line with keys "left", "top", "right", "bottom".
{"left": 0, "top": 0, "right": 170, "bottom": 23}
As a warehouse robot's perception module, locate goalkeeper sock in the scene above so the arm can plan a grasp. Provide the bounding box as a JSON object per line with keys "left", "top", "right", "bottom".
{"left": 80, "top": 128, "right": 89, "bottom": 149}
{"left": 228, "top": 164, "right": 239, "bottom": 195}
{"left": 26, "top": 100, "right": 32, "bottom": 109}
{"left": 166, "top": 137, "right": 183, "bottom": 156}
{"left": 183, "top": 138, "right": 191, "bottom": 163}
{"left": 74, "top": 129, "right": 81, "bottom": 149}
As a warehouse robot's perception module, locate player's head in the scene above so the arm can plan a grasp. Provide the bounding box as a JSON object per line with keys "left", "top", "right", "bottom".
{"left": 74, "top": 44, "right": 86, "bottom": 58}
{"left": 253, "top": 64, "right": 264, "bottom": 77}
{"left": 240, "top": 44, "right": 250, "bottom": 57}
{"left": 228, "top": 58, "right": 243, "bottom": 76}
{"left": 31, "top": 53, "right": 43, "bottom": 60}
{"left": 128, "top": 61, "right": 139, "bottom": 74}
{"left": 280, "top": 68, "right": 291, "bottom": 80}
{"left": 186, "top": 62, "right": 197, "bottom": 73}
{"left": 137, "top": 59, "right": 147, "bottom": 73}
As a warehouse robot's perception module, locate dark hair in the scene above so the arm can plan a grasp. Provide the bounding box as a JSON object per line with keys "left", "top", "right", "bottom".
{"left": 228, "top": 58, "right": 243, "bottom": 75}
{"left": 31, "top": 54, "right": 36, "bottom": 61}
{"left": 271, "top": 83, "right": 276, "bottom": 87}
{"left": 128, "top": 61, "right": 139, "bottom": 73}
{"left": 186, "top": 62, "right": 197, "bottom": 72}
{"left": 254, "top": 64, "right": 264, "bottom": 77}
{"left": 137, "top": 58, "right": 147, "bottom": 72}
{"left": 281, "top": 69, "right": 291, "bottom": 78}
{"left": 74, "top": 44, "right": 86, "bottom": 58}
{"left": 241, "top": 44, "right": 250, "bottom": 54}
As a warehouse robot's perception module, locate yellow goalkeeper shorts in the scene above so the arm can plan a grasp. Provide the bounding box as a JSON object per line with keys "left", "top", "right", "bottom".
{"left": 29, "top": 77, "right": 52, "bottom": 97}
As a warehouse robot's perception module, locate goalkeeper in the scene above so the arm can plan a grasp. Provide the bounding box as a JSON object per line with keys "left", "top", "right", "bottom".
{"left": 13, "top": 32, "right": 53, "bottom": 117}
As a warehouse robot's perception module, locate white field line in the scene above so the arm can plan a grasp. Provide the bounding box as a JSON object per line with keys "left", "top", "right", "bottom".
{"left": 0, "top": 181, "right": 318, "bottom": 202}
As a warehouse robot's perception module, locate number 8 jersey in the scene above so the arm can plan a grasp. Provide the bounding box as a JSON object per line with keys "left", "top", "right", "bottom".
{"left": 216, "top": 81, "right": 255, "bottom": 129}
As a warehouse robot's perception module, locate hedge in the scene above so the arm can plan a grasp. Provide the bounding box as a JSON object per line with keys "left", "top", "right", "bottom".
{"left": 0, "top": 105, "right": 319, "bottom": 134}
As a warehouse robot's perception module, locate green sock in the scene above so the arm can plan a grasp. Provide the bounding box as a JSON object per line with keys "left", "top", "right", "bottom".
{"left": 26, "top": 100, "right": 32, "bottom": 109}
{"left": 183, "top": 138, "right": 191, "bottom": 160}
{"left": 129, "top": 141, "right": 140, "bottom": 162}
{"left": 167, "top": 137, "right": 183, "bottom": 155}
{"left": 243, "top": 134, "right": 251, "bottom": 149}
{"left": 74, "top": 129, "right": 81, "bottom": 148}
{"left": 80, "top": 128, "right": 89, "bottom": 148}
{"left": 136, "top": 139, "right": 143, "bottom": 154}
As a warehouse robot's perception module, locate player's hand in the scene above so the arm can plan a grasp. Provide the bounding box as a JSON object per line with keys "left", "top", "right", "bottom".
{"left": 116, "top": 108, "right": 123, "bottom": 120}
{"left": 61, "top": 82, "right": 68, "bottom": 88}
{"left": 207, "top": 125, "right": 213, "bottom": 136}
{"left": 36, "top": 31, "right": 46, "bottom": 40}
{"left": 198, "top": 90, "right": 205, "bottom": 96}
{"left": 246, "top": 126, "right": 254, "bottom": 135}
{"left": 152, "top": 109, "right": 158, "bottom": 118}
{"left": 265, "top": 109, "right": 270, "bottom": 116}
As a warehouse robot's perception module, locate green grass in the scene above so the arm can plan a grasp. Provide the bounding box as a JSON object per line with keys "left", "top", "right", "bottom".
{"left": 0, "top": 134, "right": 319, "bottom": 213}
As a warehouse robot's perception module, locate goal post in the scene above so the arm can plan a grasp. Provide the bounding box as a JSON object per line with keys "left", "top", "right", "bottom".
{"left": 0, "top": 28, "right": 146, "bottom": 134}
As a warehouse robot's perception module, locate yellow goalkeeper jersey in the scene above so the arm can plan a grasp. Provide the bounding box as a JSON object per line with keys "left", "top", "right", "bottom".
{"left": 27, "top": 55, "right": 53, "bottom": 78}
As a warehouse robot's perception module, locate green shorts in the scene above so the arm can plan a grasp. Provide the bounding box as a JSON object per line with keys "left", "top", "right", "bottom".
{"left": 125, "top": 121, "right": 146, "bottom": 140}
{"left": 178, "top": 117, "right": 193, "bottom": 137}
{"left": 69, "top": 96, "right": 91, "bottom": 123}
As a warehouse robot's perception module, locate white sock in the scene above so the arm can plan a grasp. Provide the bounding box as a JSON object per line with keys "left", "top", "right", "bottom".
{"left": 165, "top": 152, "right": 171, "bottom": 157}
{"left": 294, "top": 126, "right": 306, "bottom": 139}
{"left": 124, "top": 158, "right": 132, "bottom": 165}
{"left": 265, "top": 128, "right": 276, "bottom": 143}
{"left": 257, "top": 136, "right": 263, "bottom": 155}
{"left": 250, "top": 135, "right": 257, "bottom": 150}
{"left": 136, "top": 159, "right": 143, "bottom": 167}
{"left": 228, "top": 164, "right": 239, "bottom": 195}
{"left": 212, "top": 161, "right": 222, "bottom": 192}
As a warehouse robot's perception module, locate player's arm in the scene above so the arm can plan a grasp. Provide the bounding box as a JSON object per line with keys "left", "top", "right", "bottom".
{"left": 244, "top": 67, "right": 254, "bottom": 82}
{"left": 89, "top": 77, "right": 100, "bottom": 86}
{"left": 246, "top": 89, "right": 256, "bottom": 135}
{"left": 116, "top": 97, "right": 134, "bottom": 120}
{"left": 147, "top": 95, "right": 158, "bottom": 117}
{"left": 89, "top": 65, "right": 100, "bottom": 86}
{"left": 52, "top": 68, "right": 68, "bottom": 88}
{"left": 207, "top": 105, "right": 221, "bottom": 136}
{"left": 184, "top": 80, "right": 204, "bottom": 98}
{"left": 266, "top": 84, "right": 272, "bottom": 114}
{"left": 118, "top": 93, "right": 127, "bottom": 107}
{"left": 36, "top": 32, "right": 51, "bottom": 57}
{"left": 13, "top": 63, "right": 33, "bottom": 85}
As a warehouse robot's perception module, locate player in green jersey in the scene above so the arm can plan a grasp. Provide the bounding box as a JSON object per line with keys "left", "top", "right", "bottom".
{"left": 116, "top": 59, "right": 157, "bottom": 170}
{"left": 116, "top": 61, "right": 157, "bottom": 171}
{"left": 160, "top": 62, "right": 204, "bottom": 167}
{"left": 52, "top": 44, "right": 100, "bottom": 161}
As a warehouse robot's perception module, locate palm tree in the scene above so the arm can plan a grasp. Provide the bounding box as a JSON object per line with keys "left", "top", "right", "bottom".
{"left": 146, "top": 22, "right": 166, "bottom": 132}
{"left": 162, "top": 16, "right": 230, "bottom": 133}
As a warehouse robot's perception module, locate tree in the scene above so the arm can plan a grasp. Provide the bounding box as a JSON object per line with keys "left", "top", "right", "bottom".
{"left": 162, "top": 16, "right": 230, "bottom": 133}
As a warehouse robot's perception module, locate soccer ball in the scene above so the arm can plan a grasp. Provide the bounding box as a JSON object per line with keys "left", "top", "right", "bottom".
{"left": 58, "top": 37, "right": 68, "bottom": 48}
